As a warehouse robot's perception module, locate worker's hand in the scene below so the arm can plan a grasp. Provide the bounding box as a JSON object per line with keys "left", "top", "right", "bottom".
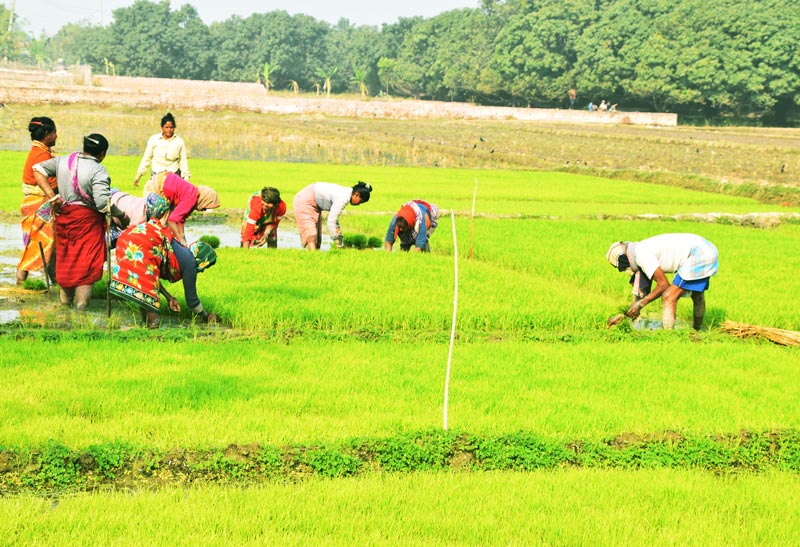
{"left": 133, "top": 177, "right": 140, "bottom": 188}
{"left": 168, "top": 297, "right": 181, "bottom": 312}
{"left": 51, "top": 197, "right": 63, "bottom": 216}
{"left": 334, "top": 234, "right": 344, "bottom": 249}
{"left": 625, "top": 301, "right": 643, "bottom": 319}
{"left": 253, "top": 235, "right": 267, "bottom": 247}
{"left": 206, "top": 313, "right": 219, "bottom": 324}
{"left": 607, "top": 314, "right": 625, "bottom": 328}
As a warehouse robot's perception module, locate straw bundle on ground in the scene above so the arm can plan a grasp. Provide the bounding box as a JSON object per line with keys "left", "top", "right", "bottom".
{"left": 721, "top": 320, "right": 800, "bottom": 346}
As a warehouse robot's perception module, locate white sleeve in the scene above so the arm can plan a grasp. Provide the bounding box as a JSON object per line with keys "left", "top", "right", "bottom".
{"left": 326, "top": 194, "right": 349, "bottom": 237}
{"left": 136, "top": 135, "right": 156, "bottom": 179}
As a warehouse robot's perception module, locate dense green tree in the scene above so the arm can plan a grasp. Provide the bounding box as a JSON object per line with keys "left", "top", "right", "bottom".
{"left": 493, "top": 0, "right": 602, "bottom": 107}
{"left": 210, "top": 11, "right": 329, "bottom": 89}
{"left": 1, "top": 3, "right": 28, "bottom": 60}
{"left": 98, "top": 0, "right": 213, "bottom": 79}
{"left": 391, "top": 8, "right": 500, "bottom": 102}
{"left": 320, "top": 19, "right": 391, "bottom": 94}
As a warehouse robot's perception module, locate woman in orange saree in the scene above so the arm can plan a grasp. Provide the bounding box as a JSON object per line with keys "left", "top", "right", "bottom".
{"left": 17, "top": 117, "right": 58, "bottom": 285}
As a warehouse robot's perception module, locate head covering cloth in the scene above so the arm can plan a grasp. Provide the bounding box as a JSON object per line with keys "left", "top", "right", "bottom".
{"left": 195, "top": 185, "right": 220, "bottom": 210}
{"left": 145, "top": 192, "right": 169, "bottom": 220}
{"left": 606, "top": 241, "right": 627, "bottom": 269}
{"left": 396, "top": 205, "right": 417, "bottom": 231}
{"left": 190, "top": 241, "right": 217, "bottom": 272}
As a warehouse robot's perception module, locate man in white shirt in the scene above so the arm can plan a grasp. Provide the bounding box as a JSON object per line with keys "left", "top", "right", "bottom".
{"left": 606, "top": 233, "right": 719, "bottom": 330}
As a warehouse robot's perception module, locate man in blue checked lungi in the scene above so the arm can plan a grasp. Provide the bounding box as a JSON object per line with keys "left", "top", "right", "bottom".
{"left": 606, "top": 233, "right": 719, "bottom": 330}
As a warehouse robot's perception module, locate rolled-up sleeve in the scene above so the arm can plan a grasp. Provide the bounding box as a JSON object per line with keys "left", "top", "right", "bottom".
{"left": 32, "top": 157, "right": 58, "bottom": 177}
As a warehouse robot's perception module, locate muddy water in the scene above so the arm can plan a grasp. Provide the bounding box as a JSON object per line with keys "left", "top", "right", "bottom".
{"left": 0, "top": 221, "right": 325, "bottom": 328}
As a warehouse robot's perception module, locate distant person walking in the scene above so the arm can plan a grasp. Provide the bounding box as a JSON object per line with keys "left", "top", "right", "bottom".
{"left": 605, "top": 233, "right": 719, "bottom": 330}
{"left": 32, "top": 134, "right": 125, "bottom": 310}
{"left": 134, "top": 112, "right": 190, "bottom": 187}
{"left": 568, "top": 88, "right": 577, "bottom": 109}
{"left": 293, "top": 181, "right": 372, "bottom": 250}
{"left": 17, "top": 116, "right": 58, "bottom": 285}
{"left": 384, "top": 199, "right": 440, "bottom": 252}
{"left": 241, "top": 187, "right": 286, "bottom": 248}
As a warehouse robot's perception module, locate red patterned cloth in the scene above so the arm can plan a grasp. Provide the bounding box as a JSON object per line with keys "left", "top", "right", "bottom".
{"left": 55, "top": 204, "right": 105, "bottom": 288}
{"left": 110, "top": 220, "right": 175, "bottom": 312}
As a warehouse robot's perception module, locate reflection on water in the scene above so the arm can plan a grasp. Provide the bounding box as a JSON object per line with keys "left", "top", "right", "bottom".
{"left": 0, "top": 309, "right": 20, "bottom": 323}
{"left": 632, "top": 317, "right": 688, "bottom": 331}
{"left": 0, "top": 223, "right": 22, "bottom": 252}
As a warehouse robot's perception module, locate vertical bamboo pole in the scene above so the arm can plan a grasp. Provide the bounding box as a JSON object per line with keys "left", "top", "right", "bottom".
{"left": 443, "top": 209, "right": 458, "bottom": 431}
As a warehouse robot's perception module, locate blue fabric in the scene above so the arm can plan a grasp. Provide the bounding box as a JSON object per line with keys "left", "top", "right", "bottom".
{"left": 171, "top": 239, "right": 200, "bottom": 310}
{"left": 673, "top": 272, "right": 710, "bottom": 292}
{"left": 385, "top": 214, "right": 398, "bottom": 244}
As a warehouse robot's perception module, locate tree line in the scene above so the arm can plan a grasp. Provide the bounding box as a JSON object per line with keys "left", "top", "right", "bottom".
{"left": 3, "top": 0, "right": 798, "bottom": 124}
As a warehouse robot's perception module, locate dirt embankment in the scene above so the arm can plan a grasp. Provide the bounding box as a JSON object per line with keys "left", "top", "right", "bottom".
{"left": 0, "top": 67, "right": 677, "bottom": 126}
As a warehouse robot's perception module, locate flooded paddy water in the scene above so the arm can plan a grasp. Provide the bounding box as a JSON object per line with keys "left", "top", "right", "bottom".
{"left": 0, "top": 218, "right": 322, "bottom": 329}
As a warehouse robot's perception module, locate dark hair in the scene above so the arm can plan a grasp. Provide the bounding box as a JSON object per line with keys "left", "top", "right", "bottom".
{"left": 83, "top": 133, "right": 109, "bottom": 156}
{"left": 260, "top": 186, "right": 281, "bottom": 205}
{"left": 352, "top": 181, "right": 372, "bottom": 203}
{"left": 161, "top": 112, "right": 176, "bottom": 127}
{"left": 396, "top": 217, "right": 410, "bottom": 231}
{"left": 28, "top": 116, "right": 56, "bottom": 142}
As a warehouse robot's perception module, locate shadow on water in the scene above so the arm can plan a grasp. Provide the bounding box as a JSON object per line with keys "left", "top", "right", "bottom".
{"left": 0, "top": 220, "right": 328, "bottom": 330}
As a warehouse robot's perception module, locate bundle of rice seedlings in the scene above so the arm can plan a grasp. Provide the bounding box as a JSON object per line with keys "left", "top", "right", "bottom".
{"left": 721, "top": 320, "right": 800, "bottom": 346}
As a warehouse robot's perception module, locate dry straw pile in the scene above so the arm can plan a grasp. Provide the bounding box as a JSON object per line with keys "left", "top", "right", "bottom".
{"left": 721, "top": 320, "right": 800, "bottom": 346}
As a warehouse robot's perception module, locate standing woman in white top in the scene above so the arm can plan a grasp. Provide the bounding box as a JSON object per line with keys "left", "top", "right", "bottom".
{"left": 293, "top": 181, "right": 372, "bottom": 250}
{"left": 134, "top": 113, "right": 191, "bottom": 188}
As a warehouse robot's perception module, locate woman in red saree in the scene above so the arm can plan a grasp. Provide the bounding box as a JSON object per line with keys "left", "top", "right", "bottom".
{"left": 32, "top": 134, "right": 121, "bottom": 310}
{"left": 17, "top": 117, "right": 58, "bottom": 285}
{"left": 111, "top": 194, "right": 218, "bottom": 328}
{"left": 110, "top": 194, "right": 175, "bottom": 327}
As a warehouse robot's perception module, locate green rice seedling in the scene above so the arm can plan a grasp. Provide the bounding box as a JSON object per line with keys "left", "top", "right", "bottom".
{"left": 2, "top": 470, "right": 800, "bottom": 545}
{"left": 21, "top": 279, "right": 46, "bottom": 291}
{"left": 3, "top": 153, "right": 797, "bottom": 221}
{"left": 199, "top": 235, "right": 221, "bottom": 249}
{"left": 1, "top": 335, "right": 799, "bottom": 449}
{"left": 341, "top": 234, "right": 368, "bottom": 249}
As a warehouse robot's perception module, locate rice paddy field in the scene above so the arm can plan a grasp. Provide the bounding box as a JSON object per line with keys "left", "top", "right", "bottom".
{"left": 1, "top": 105, "right": 800, "bottom": 545}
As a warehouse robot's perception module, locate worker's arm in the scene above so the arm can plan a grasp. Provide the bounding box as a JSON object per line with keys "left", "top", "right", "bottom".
{"left": 625, "top": 267, "right": 670, "bottom": 319}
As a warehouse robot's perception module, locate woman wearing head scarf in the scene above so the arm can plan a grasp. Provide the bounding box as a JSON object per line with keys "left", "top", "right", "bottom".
{"left": 292, "top": 181, "right": 372, "bottom": 250}
{"left": 32, "top": 133, "right": 125, "bottom": 310}
{"left": 384, "top": 199, "right": 440, "bottom": 252}
{"left": 241, "top": 186, "right": 286, "bottom": 248}
{"left": 143, "top": 171, "right": 219, "bottom": 246}
{"left": 110, "top": 193, "right": 218, "bottom": 328}
{"left": 134, "top": 112, "right": 190, "bottom": 187}
{"left": 17, "top": 116, "right": 58, "bottom": 285}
